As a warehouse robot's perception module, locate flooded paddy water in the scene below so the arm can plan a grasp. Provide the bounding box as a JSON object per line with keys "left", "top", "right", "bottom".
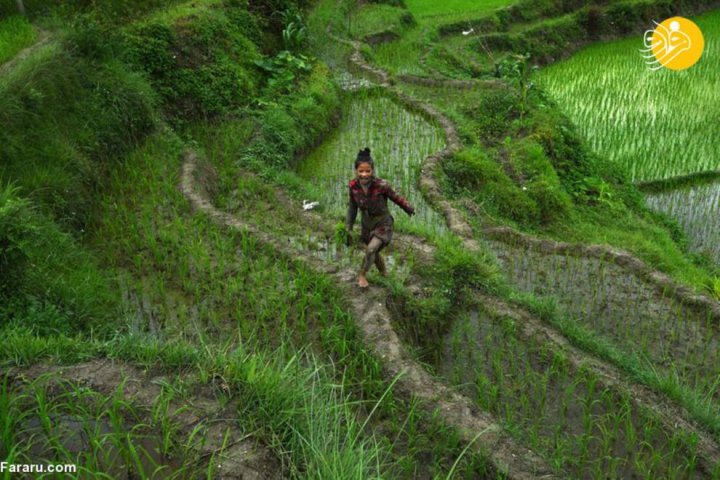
{"left": 645, "top": 181, "right": 720, "bottom": 264}
{"left": 20, "top": 414, "right": 182, "bottom": 479}
{"left": 486, "top": 238, "right": 720, "bottom": 402}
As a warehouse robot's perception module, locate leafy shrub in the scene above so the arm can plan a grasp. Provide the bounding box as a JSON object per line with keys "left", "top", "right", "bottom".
{"left": 527, "top": 111, "right": 594, "bottom": 187}
{"left": 121, "top": 8, "right": 261, "bottom": 119}
{"left": 255, "top": 50, "right": 313, "bottom": 93}
{"left": 463, "top": 89, "right": 519, "bottom": 143}
{"left": 241, "top": 63, "right": 339, "bottom": 171}
{"left": 280, "top": 10, "right": 307, "bottom": 52}
{"left": 248, "top": 0, "right": 312, "bottom": 34}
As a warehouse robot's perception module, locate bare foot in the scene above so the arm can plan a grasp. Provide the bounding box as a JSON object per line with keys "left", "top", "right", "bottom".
{"left": 358, "top": 275, "right": 369, "bottom": 288}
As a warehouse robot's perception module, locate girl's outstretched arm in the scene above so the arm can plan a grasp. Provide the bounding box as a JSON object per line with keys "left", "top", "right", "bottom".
{"left": 383, "top": 182, "right": 415, "bottom": 216}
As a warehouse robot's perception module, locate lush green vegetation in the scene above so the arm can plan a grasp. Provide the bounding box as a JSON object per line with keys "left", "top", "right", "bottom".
{"left": 0, "top": 0, "right": 497, "bottom": 477}
{"left": 2, "top": 0, "right": 720, "bottom": 476}
{"left": 0, "top": 14, "right": 36, "bottom": 64}
{"left": 536, "top": 9, "right": 720, "bottom": 182}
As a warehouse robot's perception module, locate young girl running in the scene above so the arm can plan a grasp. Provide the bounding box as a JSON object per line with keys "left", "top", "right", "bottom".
{"left": 346, "top": 147, "right": 415, "bottom": 288}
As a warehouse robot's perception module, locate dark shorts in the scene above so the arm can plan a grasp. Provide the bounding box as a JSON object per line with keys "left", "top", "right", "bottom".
{"left": 361, "top": 215, "right": 394, "bottom": 246}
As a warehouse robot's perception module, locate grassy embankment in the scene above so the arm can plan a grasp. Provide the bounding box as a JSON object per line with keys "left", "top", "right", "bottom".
{"left": 0, "top": 14, "right": 36, "bottom": 64}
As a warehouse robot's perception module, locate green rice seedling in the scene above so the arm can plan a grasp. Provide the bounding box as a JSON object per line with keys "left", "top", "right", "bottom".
{"left": 149, "top": 385, "right": 182, "bottom": 458}
{"left": 536, "top": 10, "right": 720, "bottom": 183}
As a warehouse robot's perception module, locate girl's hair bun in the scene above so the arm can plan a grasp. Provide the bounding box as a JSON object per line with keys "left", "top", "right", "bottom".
{"left": 355, "top": 147, "right": 374, "bottom": 168}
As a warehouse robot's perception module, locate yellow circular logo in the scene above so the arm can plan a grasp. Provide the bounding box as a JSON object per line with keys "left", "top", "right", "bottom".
{"left": 641, "top": 17, "right": 704, "bottom": 71}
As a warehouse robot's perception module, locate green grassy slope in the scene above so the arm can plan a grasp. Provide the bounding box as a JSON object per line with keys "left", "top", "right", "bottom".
{"left": 0, "top": 14, "right": 36, "bottom": 63}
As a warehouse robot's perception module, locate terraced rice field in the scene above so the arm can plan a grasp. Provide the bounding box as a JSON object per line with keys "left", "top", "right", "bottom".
{"left": 298, "top": 78, "right": 720, "bottom": 476}
{"left": 535, "top": 9, "right": 720, "bottom": 183}
{"left": 297, "top": 93, "right": 448, "bottom": 237}
{"left": 439, "top": 305, "right": 707, "bottom": 478}
{"left": 486, "top": 238, "right": 720, "bottom": 404}
{"left": 404, "top": 0, "right": 514, "bottom": 24}
{"left": 646, "top": 181, "right": 720, "bottom": 263}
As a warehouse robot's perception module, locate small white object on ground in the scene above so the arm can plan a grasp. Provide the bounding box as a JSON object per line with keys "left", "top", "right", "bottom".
{"left": 462, "top": 28, "right": 474, "bottom": 36}
{"left": 302, "top": 199, "right": 320, "bottom": 211}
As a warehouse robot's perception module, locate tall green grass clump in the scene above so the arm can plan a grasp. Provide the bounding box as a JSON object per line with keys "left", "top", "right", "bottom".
{"left": 0, "top": 43, "right": 156, "bottom": 230}
{"left": 0, "top": 183, "right": 118, "bottom": 336}
{"left": 0, "top": 14, "right": 36, "bottom": 64}
{"left": 219, "top": 347, "right": 388, "bottom": 478}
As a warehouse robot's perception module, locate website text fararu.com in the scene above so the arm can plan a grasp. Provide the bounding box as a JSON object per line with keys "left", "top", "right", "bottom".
{"left": 0, "top": 462, "right": 77, "bottom": 475}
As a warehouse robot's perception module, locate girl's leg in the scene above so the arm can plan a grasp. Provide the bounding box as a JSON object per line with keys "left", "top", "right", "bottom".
{"left": 358, "top": 237, "right": 384, "bottom": 287}
{"left": 374, "top": 247, "right": 387, "bottom": 276}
